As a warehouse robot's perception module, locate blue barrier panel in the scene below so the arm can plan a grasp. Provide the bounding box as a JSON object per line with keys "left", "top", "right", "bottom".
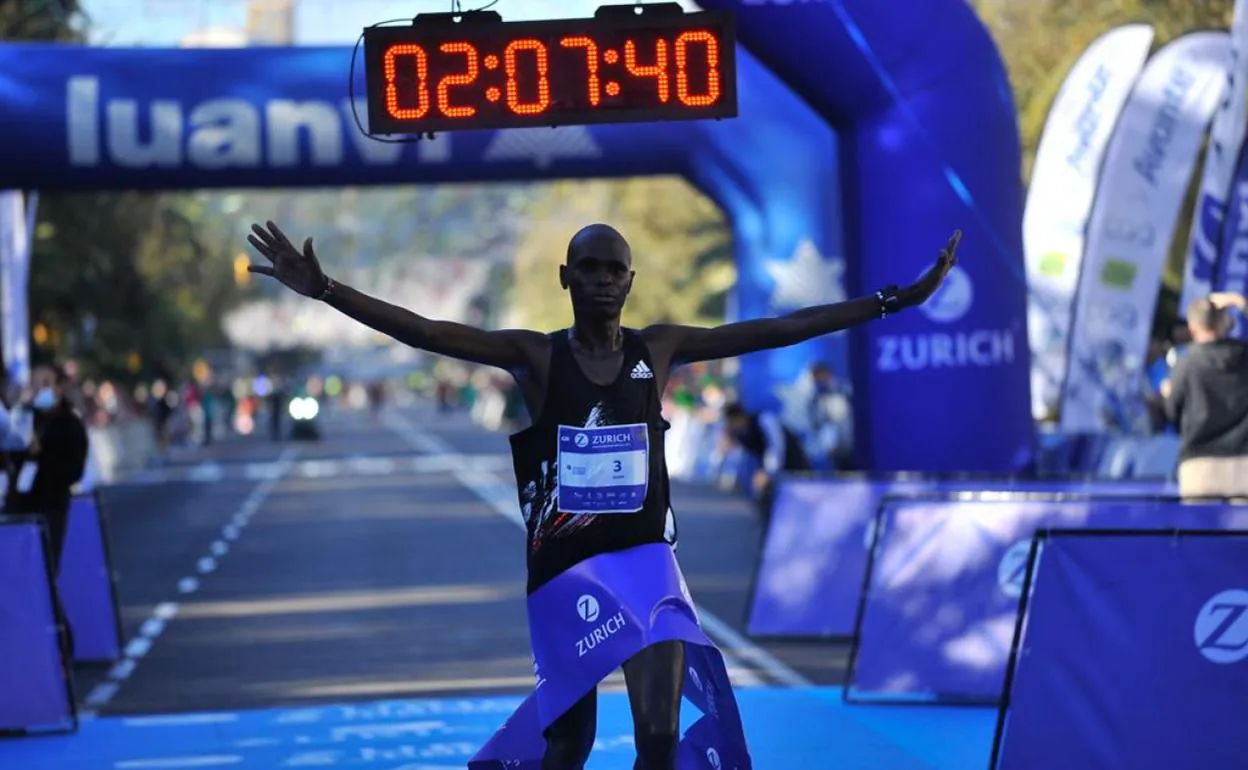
{"left": 745, "top": 477, "right": 1176, "bottom": 638}
{"left": 845, "top": 496, "right": 1248, "bottom": 705}
{"left": 0, "top": 517, "right": 76, "bottom": 735}
{"left": 992, "top": 530, "right": 1248, "bottom": 769}
{"left": 57, "top": 494, "right": 123, "bottom": 664}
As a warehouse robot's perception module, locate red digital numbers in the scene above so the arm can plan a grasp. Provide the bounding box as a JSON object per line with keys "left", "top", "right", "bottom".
{"left": 561, "top": 36, "right": 601, "bottom": 106}
{"left": 380, "top": 26, "right": 722, "bottom": 125}
{"left": 622, "top": 30, "right": 720, "bottom": 106}
{"left": 675, "top": 30, "right": 720, "bottom": 106}
{"left": 437, "top": 42, "right": 479, "bottom": 117}
{"left": 383, "top": 39, "right": 552, "bottom": 121}
{"left": 625, "top": 38, "right": 669, "bottom": 103}
{"left": 504, "top": 39, "right": 551, "bottom": 115}
{"left": 383, "top": 44, "right": 431, "bottom": 119}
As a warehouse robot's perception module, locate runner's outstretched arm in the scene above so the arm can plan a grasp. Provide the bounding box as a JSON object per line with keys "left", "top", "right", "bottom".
{"left": 245, "top": 220, "right": 545, "bottom": 370}
{"left": 648, "top": 230, "right": 961, "bottom": 365}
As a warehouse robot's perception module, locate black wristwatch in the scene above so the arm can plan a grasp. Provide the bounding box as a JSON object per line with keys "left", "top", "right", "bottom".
{"left": 875, "top": 285, "right": 902, "bottom": 318}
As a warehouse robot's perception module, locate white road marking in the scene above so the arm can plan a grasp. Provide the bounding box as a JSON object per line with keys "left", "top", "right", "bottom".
{"left": 83, "top": 448, "right": 297, "bottom": 709}
{"left": 125, "top": 453, "right": 512, "bottom": 485}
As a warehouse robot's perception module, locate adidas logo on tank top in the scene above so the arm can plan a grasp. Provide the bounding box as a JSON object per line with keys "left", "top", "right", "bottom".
{"left": 630, "top": 360, "right": 654, "bottom": 379}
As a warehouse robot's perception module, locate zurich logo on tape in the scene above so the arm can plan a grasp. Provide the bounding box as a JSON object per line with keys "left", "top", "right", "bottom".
{"left": 574, "top": 592, "right": 627, "bottom": 658}
{"left": 918, "top": 264, "right": 974, "bottom": 323}
{"left": 576, "top": 594, "right": 600, "bottom": 623}
{"left": 688, "top": 666, "right": 702, "bottom": 691}
{"left": 1193, "top": 589, "right": 1248, "bottom": 664}
{"left": 997, "top": 540, "right": 1032, "bottom": 599}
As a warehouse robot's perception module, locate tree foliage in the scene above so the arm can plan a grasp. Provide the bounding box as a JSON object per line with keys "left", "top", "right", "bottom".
{"left": 506, "top": 177, "right": 734, "bottom": 332}
{"left": 0, "top": 0, "right": 84, "bottom": 42}
{"left": 3, "top": 3, "right": 246, "bottom": 383}
{"left": 30, "top": 192, "right": 243, "bottom": 382}
{"left": 976, "top": 0, "right": 1235, "bottom": 180}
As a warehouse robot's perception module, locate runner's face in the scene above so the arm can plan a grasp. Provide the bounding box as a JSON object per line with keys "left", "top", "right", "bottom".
{"left": 561, "top": 245, "right": 633, "bottom": 319}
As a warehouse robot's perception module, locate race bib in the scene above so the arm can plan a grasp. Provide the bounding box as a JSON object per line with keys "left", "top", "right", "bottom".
{"left": 557, "top": 424, "right": 649, "bottom": 514}
{"left": 16, "top": 462, "right": 37, "bottom": 493}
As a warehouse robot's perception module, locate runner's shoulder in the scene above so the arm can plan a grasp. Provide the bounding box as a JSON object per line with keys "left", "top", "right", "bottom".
{"left": 492, "top": 328, "right": 555, "bottom": 374}
{"left": 635, "top": 324, "right": 686, "bottom": 358}
{"left": 495, "top": 328, "right": 553, "bottom": 352}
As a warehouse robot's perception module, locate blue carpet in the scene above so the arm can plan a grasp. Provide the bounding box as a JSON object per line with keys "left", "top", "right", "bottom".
{"left": 0, "top": 687, "right": 997, "bottom": 769}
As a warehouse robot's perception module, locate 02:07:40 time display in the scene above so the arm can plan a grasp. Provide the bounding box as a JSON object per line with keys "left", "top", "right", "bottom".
{"left": 374, "top": 25, "right": 730, "bottom": 132}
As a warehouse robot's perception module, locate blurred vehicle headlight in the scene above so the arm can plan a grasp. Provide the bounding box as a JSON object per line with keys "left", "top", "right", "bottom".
{"left": 289, "top": 397, "right": 320, "bottom": 421}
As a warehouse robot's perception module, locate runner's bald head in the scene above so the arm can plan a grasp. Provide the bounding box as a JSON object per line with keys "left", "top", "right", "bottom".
{"left": 566, "top": 224, "right": 631, "bottom": 267}
{"left": 560, "top": 224, "right": 634, "bottom": 319}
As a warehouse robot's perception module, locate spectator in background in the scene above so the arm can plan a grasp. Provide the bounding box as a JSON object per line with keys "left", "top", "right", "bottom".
{"left": 1162, "top": 295, "right": 1248, "bottom": 499}
{"left": 149, "top": 380, "right": 174, "bottom": 452}
{"left": 367, "top": 380, "right": 385, "bottom": 423}
{"left": 807, "top": 362, "right": 855, "bottom": 469}
{"left": 722, "top": 401, "right": 811, "bottom": 518}
{"left": 268, "top": 376, "right": 287, "bottom": 441}
{"left": 219, "top": 383, "right": 237, "bottom": 436}
{"left": 0, "top": 369, "right": 24, "bottom": 458}
{"left": 201, "top": 383, "right": 217, "bottom": 445}
{"left": 1146, "top": 338, "right": 1172, "bottom": 396}
{"left": 3, "top": 363, "right": 89, "bottom": 573}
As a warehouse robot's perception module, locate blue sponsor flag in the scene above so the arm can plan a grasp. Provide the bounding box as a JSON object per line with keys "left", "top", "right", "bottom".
{"left": 1215, "top": 144, "right": 1248, "bottom": 337}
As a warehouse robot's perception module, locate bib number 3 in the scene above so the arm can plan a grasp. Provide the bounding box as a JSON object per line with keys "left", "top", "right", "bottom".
{"left": 556, "top": 424, "right": 649, "bottom": 515}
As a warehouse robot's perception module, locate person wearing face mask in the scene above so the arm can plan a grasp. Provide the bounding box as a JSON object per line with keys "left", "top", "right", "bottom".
{"left": 4, "top": 363, "right": 89, "bottom": 573}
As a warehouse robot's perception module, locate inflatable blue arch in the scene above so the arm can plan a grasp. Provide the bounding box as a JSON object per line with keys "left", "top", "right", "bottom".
{"left": 0, "top": 0, "right": 1032, "bottom": 472}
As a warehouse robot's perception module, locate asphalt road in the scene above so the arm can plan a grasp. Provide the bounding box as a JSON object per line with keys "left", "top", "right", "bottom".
{"left": 75, "top": 404, "right": 848, "bottom": 717}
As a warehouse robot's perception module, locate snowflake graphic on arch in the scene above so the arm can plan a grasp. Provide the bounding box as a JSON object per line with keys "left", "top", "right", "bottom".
{"left": 766, "top": 239, "right": 847, "bottom": 312}
{"left": 482, "top": 126, "right": 602, "bottom": 170}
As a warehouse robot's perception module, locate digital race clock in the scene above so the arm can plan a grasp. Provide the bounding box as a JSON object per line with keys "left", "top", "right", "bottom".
{"left": 361, "top": 3, "right": 737, "bottom": 135}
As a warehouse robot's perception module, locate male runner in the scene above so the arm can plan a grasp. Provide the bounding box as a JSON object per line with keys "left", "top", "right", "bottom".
{"left": 246, "top": 221, "right": 959, "bottom": 769}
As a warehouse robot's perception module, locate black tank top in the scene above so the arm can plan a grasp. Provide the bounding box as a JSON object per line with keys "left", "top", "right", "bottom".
{"left": 510, "top": 328, "right": 674, "bottom": 593}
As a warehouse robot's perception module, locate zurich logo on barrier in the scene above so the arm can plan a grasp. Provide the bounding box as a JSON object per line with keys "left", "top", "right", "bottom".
{"left": 576, "top": 594, "right": 600, "bottom": 623}
{"left": 997, "top": 540, "right": 1032, "bottom": 599}
{"left": 877, "top": 263, "right": 1014, "bottom": 372}
{"left": 574, "top": 432, "right": 590, "bottom": 448}
{"left": 918, "top": 265, "right": 973, "bottom": 323}
{"left": 1193, "top": 589, "right": 1248, "bottom": 664}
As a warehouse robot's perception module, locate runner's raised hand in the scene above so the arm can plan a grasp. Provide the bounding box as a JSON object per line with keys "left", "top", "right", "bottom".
{"left": 246, "top": 220, "right": 327, "bottom": 298}
{"left": 901, "top": 229, "right": 961, "bottom": 308}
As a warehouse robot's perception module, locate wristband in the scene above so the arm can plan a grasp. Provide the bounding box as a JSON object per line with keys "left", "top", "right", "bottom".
{"left": 875, "top": 285, "right": 901, "bottom": 318}
{"left": 315, "top": 276, "right": 336, "bottom": 302}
